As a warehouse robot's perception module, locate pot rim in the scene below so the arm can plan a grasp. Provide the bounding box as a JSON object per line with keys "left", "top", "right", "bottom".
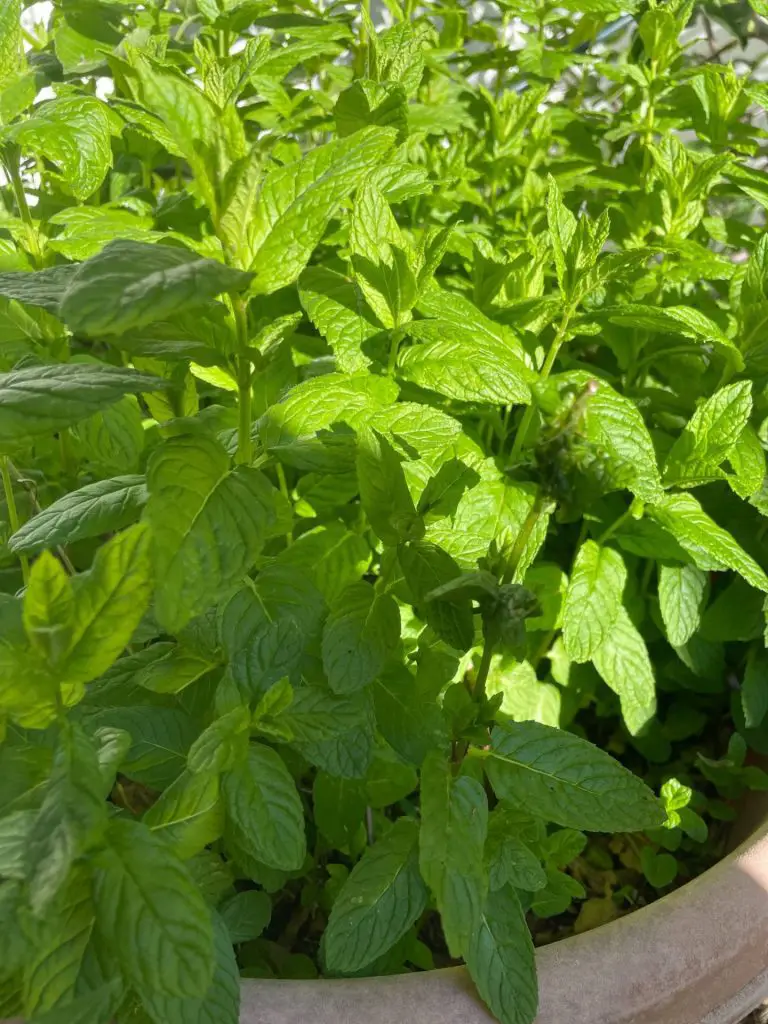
{"left": 240, "top": 815, "right": 768, "bottom": 1024}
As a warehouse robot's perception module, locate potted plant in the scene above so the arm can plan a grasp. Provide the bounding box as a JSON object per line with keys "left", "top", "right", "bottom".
{"left": 1, "top": 1, "right": 768, "bottom": 1023}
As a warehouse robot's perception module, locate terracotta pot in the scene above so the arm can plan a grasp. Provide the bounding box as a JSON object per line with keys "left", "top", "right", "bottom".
{"left": 240, "top": 816, "right": 768, "bottom": 1024}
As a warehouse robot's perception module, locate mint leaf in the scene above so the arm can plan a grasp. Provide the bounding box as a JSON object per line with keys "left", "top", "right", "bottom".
{"left": 465, "top": 885, "right": 538, "bottom": 1024}
{"left": 221, "top": 744, "right": 306, "bottom": 871}
{"left": 658, "top": 564, "right": 708, "bottom": 647}
{"left": 419, "top": 751, "right": 488, "bottom": 958}
{"left": 146, "top": 435, "right": 283, "bottom": 633}
{"left": 592, "top": 607, "right": 657, "bottom": 735}
{"left": 92, "top": 818, "right": 215, "bottom": 998}
{"left": 664, "top": 381, "right": 753, "bottom": 486}
{"left": 322, "top": 581, "right": 400, "bottom": 694}
{"left": 561, "top": 541, "right": 627, "bottom": 663}
{"left": 324, "top": 818, "right": 427, "bottom": 973}
{"left": 0, "top": 364, "right": 164, "bottom": 440}
{"left": 486, "top": 721, "right": 665, "bottom": 832}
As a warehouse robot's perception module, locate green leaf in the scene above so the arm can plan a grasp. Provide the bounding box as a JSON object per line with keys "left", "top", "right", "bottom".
{"left": 658, "top": 564, "right": 708, "bottom": 647}
{"left": 59, "top": 524, "right": 154, "bottom": 689}
{"left": 28, "top": 981, "right": 123, "bottom": 1024}
{"left": 570, "top": 375, "right": 661, "bottom": 500}
{"left": 22, "top": 864, "right": 101, "bottom": 1017}
{"left": 356, "top": 428, "right": 424, "bottom": 546}
{"left": 322, "top": 581, "right": 400, "bottom": 694}
{"left": 547, "top": 175, "right": 576, "bottom": 294}
{"left": 465, "top": 885, "right": 538, "bottom": 1024}
{"left": 143, "top": 769, "right": 223, "bottom": 859}
{"left": 664, "top": 382, "right": 753, "bottom": 486}
{"left": 374, "top": 665, "right": 451, "bottom": 768}
{"left": 221, "top": 744, "right": 306, "bottom": 871}
{"left": 742, "top": 649, "right": 768, "bottom": 730}
{"left": 274, "top": 523, "right": 370, "bottom": 606}
{"left": 592, "top": 607, "right": 656, "bottom": 735}
{"left": 219, "top": 890, "right": 271, "bottom": 945}
{"left": 139, "top": 913, "right": 240, "bottom": 1024}
{"left": 487, "top": 656, "right": 561, "bottom": 728}
{"left": 219, "top": 566, "right": 325, "bottom": 698}
{"left": 602, "top": 303, "right": 740, "bottom": 364}
{"left": 0, "top": 811, "right": 35, "bottom": 878}
{"left": 249, "top": 127, "right": 397, "bottom": 291}
{"left": 146, "top": 434, "right": 284, "bottom": 633}
{"left": 26, "top": 724, "right": 106, "bottom": 915}
{"left": 299, "top": 266, "right": 382, "bottom": 373}
{"left": 649, "top": 493, "right": 768, "bottom": 592}
{"left": 0, "top": 364, "right": 165, "bottom": 441}
{"left": 486, "top": 811, "right": 546, "bottom": 892}
{"left": 485, "top": 720, "right": 665, "bottom": 832}
{"left": 324, "top": 819, "right": 427, "bottom": 973}
{"left": 399, "top": 320, "right": 532, "bottom": 406}
{"left": 282, "top": 684, "right": 376, "bottom": 779}
{"left": 398, "top": 541, "right": 475, "bottom": 651}
{"left": 10, "top": 97, "right": 111, "bottom": 201}
{"left": 419, "top": 751, "right": 488, "bottom": 958}
{"left": 9, "top": 476, "right": 148, "bottom": 555}
{"left": 92, "top": 818, "right": 214, "bottom": 998}
{"left": 0, "top": 1, "right": 22, "bottom": 85}
{"left": 261, "top": 372, "right": 398, "bottom": 473}
{"left": 561, "top": 541, "right": 627, "bottom": 663}
{"left": 59, "top": 241, "right": 252, "bottom": 337}
{"left": 23, "top": 551, "right": 74, "bottom": 666}
{"left": 313, "top": 772, "right": 367, "bottom": 848}
{"left": 187, "top": 707, "right": 250, "bottom": 775}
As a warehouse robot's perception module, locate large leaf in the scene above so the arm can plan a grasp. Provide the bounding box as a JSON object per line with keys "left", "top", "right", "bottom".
{"left": 664, "top": 381, "right": 752, "bottom": 486}
{"left": 649, "top": 493, "right": 768, "bottom": 592}
{"left": 92, "top": 818, "right": 215, "bottom": 998}
{"left": 59, "top": 240, "right": 252, "bottom": 337}
{"left": 561, "top": 541, "right": 627, "bottom": 663}
{"left": 9, "top": 476, "right": 148, "bottom": 555}
{"left": 419, "top": 751, "right": 488, "bottom": 958}
{"left": 139, "top": 913, "right": 240, "bottom": 1024}
{"left": 146, "top": 434, "right": 285, "bottom": 633}
{"left": 324, "top": 819, "right": 427, "bottom": 973}
{"left": 322, "top": 581, "right": 400, "bottom": 694}
{"left": 221, "top": 744, "right": 306, "bottom": 871}
{"left": 465, "top": 885, "right": 538, "bottom": 1024}
{"left": 485, "top": 720, "right": 665, "bottom": 832}
{"left": 0, "top": 364, "right": 164, "bottom": 440}
{"left": 248, "top": 127, "right": 396, "bottom": 292}
{"left": 399, "top": 320, "right": 532, "bottom": 405}
{"left": 143, "top": 769, "right": 223, "bottom": 860}
{"left": 299, "top": 266, "right": 383, "bottom": 373}
{"left": 282, "top": 684, "right": 376, "bottom": 779}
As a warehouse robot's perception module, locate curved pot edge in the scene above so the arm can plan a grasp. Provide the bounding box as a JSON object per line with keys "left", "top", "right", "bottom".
{"left": 239, "top": 815, "right": 768, "bottom": 1024}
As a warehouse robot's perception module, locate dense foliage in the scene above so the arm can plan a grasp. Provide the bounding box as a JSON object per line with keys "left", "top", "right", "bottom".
{"left": 1, "top": 1, "right": 768, "bottom": 1022}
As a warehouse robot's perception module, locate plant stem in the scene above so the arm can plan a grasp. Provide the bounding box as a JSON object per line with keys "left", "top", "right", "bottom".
{"left": 473, "top": 636, "right": 495, "bottom": 701}
{"left": 509, "top": 306, "right": 573, "bottom": 463}
{"left": 5, "top": 151, "right": 41, "bottom": 268}
{"left": 501, "top": 498, "right": 544, "bottom": 584}
{"left": 233, "top": 297, "right": 252, "bottom": 466}
{"left": 387, "top": 326, "right": 404, "bottom": 375}
{"left": 2, "top": 457, "right": 29, "bottom": 585}
{"left": 596, "top": 504, "right": 634, "bottom": 545}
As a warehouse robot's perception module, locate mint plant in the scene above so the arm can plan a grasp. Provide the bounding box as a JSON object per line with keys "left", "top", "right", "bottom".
{"left": 1, "top": 2, "right": 767, "bottom": 1023}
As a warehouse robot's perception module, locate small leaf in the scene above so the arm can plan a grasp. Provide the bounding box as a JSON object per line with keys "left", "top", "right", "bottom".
{"left": 592, "top": 607, "right": 656, "bottom": 735}
{"left": 219, "top": 890, "right": 271, "bottom": 945}
{"left": 664, "top": 381, "right": 752, "bottom": 486}
{"left": 658, "top": 564, "right": 708, "bottom": 647}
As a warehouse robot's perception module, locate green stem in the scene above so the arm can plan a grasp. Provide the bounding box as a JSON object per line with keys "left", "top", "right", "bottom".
{"left": 509, "top": 306, "right": 573, "bottom": 463}
{"left": 473, "top": 636, "right": 495, "bottom": 701}
{"left": 5, "top": 152, "right": 41, "bottom": 268}
{"left": 388, "top": 327, "right": 404, "bottom": 375}
{"left": 2, "top": 457, "right": 29, "bottom": 585}
{"left": 233, "top": 297, "right": 252, "bottom": 466}
{"left": 596, "top": 504, "right": 634, "bottom": 546}
{"left": 501, "top": 498, "right": 544, "bottom": 584}
{"left": 275, "top": 463, "right": 293, "bottom": 546}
